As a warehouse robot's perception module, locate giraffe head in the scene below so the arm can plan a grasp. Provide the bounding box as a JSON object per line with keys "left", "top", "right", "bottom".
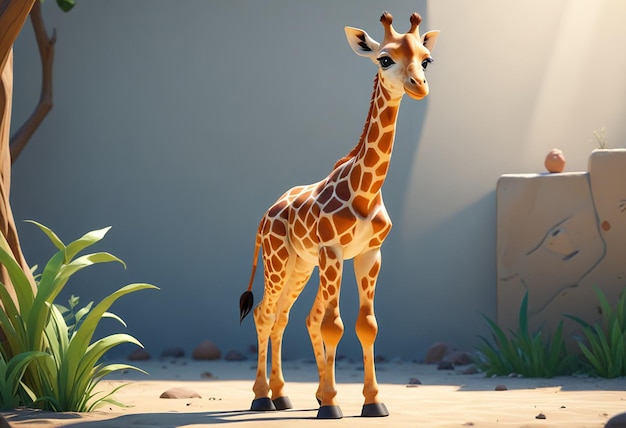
{"left": 345, "top": 11, "right": 440, "bottom": 100}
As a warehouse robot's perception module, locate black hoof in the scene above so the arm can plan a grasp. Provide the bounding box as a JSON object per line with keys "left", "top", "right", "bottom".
{"left": 250, "top": 397, "right": 276, "bottom": 411}
{"left": 272, "top": 396, "right": 293, "bottom": 410}
{"left": 317, "top": 405, "right": 343, "bottom": 419}
{"left": 361, "top": 402, "right": 389, "bottom": 417}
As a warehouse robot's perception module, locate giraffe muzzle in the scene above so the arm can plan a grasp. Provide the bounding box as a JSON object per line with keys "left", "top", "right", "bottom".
{"left": 404, "top": 79, "right": 429, "bottom": 100}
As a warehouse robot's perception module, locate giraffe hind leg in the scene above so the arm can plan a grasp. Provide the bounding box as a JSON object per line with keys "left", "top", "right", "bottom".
{"left": 250, "top": 220, "right": 296, "bottom": 411}
{"left": 269, "top": 258, "right": 314, "bottom": 410}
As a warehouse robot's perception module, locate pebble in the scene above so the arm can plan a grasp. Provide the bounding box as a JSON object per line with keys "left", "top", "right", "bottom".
{"left": 159, "top": 387, "right": 201, "bottom": 399}
{"left": 494, "top": 384, "right": 508, "bottom": 391}
{"left": 201, "top": 371, "right": 216, "bottom": 379}
{"left": 407, "top": 377, "right": 422, "bottom": 387}
{"left": 128, "top": 348, "right": 151, "bottom": 361}
{"left": 606, "top": 412, "right": 626, "bottom": 427}
{"left": 192, "top": 340, "right": 221, "bottom": 360}
{"left": 437, "top": 361, "right": 454, "bottom": 370}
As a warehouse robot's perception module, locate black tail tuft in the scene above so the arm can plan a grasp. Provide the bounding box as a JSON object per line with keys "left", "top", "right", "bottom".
{"left": 239, "top": 291, "right": 254, "bottom": 324}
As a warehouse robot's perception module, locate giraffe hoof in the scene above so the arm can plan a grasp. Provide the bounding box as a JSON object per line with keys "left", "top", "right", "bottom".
{"left": 317, "top": 405, "right": 343, "bottom": 419}
{"left": 250, "top": 397, "right": 276, "bottom": 411}
{"left": 361, "top": 402, "right": 389, "bottom": 417}
{"left": 272, "top": 396, "right": 293, "bottom": 410}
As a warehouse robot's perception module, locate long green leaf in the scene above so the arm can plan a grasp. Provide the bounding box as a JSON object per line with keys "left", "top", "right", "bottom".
{"left": 45, "top": 253, "right": 125, "bottom": 306}
{"left": 0, "top": 282, "right": 25, "bottom": 354}
{"left": 69, "top": 335, "right": 144, "bottom": 405}
{"left": 63, "top": 227, "right": 113, "bottom": 262}
{"left": 62, "top": 284, "right": 157, "bottom": 396}
{"left": 24, "top": 220, "right": 65, "bottom": 251}
{"left": 5, "top": 352, "right": 49, "bottom": 396}
{"left": 0, "top": 245, "right": 35, "bottom": 317}
{"left": 68, "top": 283, "right": 157, "bottom": 357}
{"left": 36, "top": 250, "right": 65, "bottom": 303}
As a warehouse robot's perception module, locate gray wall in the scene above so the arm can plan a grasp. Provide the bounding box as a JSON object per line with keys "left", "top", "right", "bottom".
{"left": 10, "top": 1, "right": 626, "bottom": 361}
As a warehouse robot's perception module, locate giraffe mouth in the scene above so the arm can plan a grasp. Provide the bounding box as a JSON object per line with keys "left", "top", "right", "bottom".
{"left": 404, "top": 88, "right": 427, "bottom": 100}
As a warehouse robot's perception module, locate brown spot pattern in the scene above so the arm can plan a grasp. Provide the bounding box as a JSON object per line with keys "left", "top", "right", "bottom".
{"left": 336, "top": 180, "right": 351, "bottom": 201}
{"left": 323, "top": 197, "right": 343, "bottom": 213}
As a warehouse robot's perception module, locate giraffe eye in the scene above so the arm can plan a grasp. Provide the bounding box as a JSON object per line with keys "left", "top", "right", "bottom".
{"left": 422, "top": 58, "right": 434, "bottom": 70}
{"left": 377, "top": 56, "right": 395, "bottom": 69}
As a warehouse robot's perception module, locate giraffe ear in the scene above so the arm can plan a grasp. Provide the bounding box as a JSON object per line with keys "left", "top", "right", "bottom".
{"left": 422, "top": 30, "right": 440, "bottom": 53}
{"left": 345, "top": 26, "right": 380, "bottom": 63}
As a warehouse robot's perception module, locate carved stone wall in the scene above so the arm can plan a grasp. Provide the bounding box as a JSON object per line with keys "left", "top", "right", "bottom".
{"left": 497, "top": 149, "right": 626, "bottom": 337}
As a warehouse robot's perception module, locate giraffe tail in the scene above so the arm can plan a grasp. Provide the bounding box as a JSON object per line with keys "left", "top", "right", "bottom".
{"left": 239, "top": 218, "right": 264, "bottom": 324}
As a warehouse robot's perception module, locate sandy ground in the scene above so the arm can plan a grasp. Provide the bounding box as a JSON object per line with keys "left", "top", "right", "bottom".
{"left": 2, "top": 359, "right": 626, "bottom": 427}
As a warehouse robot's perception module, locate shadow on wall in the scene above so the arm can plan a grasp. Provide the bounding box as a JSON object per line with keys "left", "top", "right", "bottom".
{"left": 497, "top": 149, "right": 626, "bottom": 338}
{"left": 375, "top": 190, "right": 497, "bottom": 357}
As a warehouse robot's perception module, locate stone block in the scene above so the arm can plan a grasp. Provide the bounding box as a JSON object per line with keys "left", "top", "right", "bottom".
{"left": 496, "top": 149, "right": 626, "bottom": 339}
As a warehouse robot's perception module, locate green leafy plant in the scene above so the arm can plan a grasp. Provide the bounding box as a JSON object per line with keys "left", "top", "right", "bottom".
{"left": 474, "top": 293, "right": 577, "bottom": 377}
{"left": 55, "top": 295, "right": 125, "bottom": 338}
{"left": 0, "top": 351, "right": 48, "bottom": 410}
{"left": 0, "top": 221, "right": 157, "bottom": 411}
{"left": 566, "top": 287, "right": 626, "bottom": 378}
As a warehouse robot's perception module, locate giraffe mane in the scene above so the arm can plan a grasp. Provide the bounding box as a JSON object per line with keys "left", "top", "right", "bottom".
{"left": 333, "top": 74, "right": 379, "bottom": 170}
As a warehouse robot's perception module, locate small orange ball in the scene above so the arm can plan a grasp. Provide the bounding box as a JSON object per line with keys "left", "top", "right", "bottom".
{"left": 545, "top": 148, "right": 566, "bottom": 173}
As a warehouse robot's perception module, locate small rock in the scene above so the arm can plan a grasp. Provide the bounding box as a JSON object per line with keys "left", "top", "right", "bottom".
{"left": 201, "top": 371, "right": 216, "bottom": 379}
{"left": 161, "top": 347, "right": 185, "bottom": 358}
{"left": 535, "top": 413, "right": 546, "bottom": 420}
{"left": 407, "top": 377, "right": 422, "bottom": 386}
{"left": 128, "top": 348, "right": 151, "bottom": 361}
{"left": 225, "top": 350, "right": 247, "bottom": 361}
{"left": 461, "top": 366, "right": 478, "bottom": 375}
{"left": 437, "top": 361, "right": 454, "bottom": 370}
{"left": 443, "top": 351, "right": 473, "bottom": 366}
{"left": 606, "top": 412, "right": 626, "bottom": 427}
{"left": 192, "top": 340, "right": 221, "bottom": 360}
{"left": 160, "top": 387, "right": 201, "bottom": 399}
{"left": 495, "top": 384, "right": 508, "bottom": 391}
{"left": 424, "top": 342, "right": 458, "bottom": 364}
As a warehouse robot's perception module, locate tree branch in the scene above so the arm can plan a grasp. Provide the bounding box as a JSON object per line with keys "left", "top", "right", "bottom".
{"left": 10, "top": 0, "right": 55, "bottom": 163}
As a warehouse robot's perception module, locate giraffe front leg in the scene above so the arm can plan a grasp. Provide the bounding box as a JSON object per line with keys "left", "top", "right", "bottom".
{"left": 316, "top": 246, "right": 345, "bottom": 419}
{"left": 354, "top": 249, "right": 389, "bottom": 417}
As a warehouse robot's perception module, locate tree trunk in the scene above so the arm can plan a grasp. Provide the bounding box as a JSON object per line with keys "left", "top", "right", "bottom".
{"left": 0, "top": 0, "right": 38, "bottom": 303}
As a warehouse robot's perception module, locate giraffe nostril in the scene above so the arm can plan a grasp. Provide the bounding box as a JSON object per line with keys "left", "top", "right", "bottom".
{"left": 409, "top": 77, "right": 426, "bottom": 86}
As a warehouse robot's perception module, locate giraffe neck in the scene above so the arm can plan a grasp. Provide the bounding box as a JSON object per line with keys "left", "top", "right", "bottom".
{"left": 340, "top": 75, "right": 402, "bottom": 215}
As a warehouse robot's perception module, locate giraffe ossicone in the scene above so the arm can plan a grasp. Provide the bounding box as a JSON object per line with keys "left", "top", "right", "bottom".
{"left": 239, "top": 11, "right": 439, "bottom": 419}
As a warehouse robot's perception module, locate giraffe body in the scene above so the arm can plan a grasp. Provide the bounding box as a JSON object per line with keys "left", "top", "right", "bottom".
{"left": 239, "top": 11, "right": 439, "bottom": 419}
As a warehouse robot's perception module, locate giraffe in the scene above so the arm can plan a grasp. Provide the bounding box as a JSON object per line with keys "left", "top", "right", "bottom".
{"left": 239, "top": 11, "right": 439, "bottom": 419}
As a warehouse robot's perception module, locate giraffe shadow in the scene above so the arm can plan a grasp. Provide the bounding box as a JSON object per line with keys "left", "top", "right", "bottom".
{"left": 10, "top": 407, "right": 364, "bottom": 427}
